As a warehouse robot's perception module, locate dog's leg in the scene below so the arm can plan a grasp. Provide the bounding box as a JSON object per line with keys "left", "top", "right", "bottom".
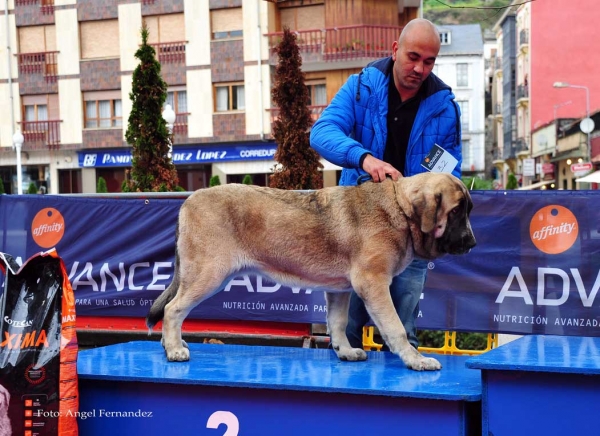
{"left": 162, "top": 265, "right": 227, "bottom": 361}
{"left": 352, "top": 276, "right": 441, "bottom": 371}
{"left": 161, "top": 292, "right": 194, "bottom": 362}
{"left": 326, "top": 292, "right": 367, "bottom": 361}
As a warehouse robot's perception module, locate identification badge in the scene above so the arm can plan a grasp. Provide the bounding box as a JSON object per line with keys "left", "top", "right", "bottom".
{"left": 421, "top": 144, "right": 458, "bottom": 174}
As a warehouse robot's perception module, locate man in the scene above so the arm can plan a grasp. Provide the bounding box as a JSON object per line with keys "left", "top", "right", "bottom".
{"left": 310, "top": 18, "right": 462, "bottom": 350}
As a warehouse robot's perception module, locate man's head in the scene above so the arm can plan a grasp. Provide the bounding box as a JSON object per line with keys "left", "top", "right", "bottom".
{"left": 392, "top": 19, "right": 441, "bottom": 99}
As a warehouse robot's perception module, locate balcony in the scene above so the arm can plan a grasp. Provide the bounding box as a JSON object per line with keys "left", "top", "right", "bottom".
{"left": 519, "top": 29, "right": 529, "bottom": 53}
{"left": 517, "top": 84, "right": 529, "bottom": 107}
{"left": 17, "top": 51, "right": 59, "bottom": 82}
{"left": 494, "top": 103, "right": 503, "bottom": 121}
{"left": 504, "top": 137, "right": 529, "bottom": 160}
{"left": 15, "top": 0, "right": 54, "bottom": 14}
{"left": 494, "top": 56, "right": 502, "bottom": 74}
{"left": 173, "top": 112, "right": 190, "bottom": 136}
{"left": 19, "top": 120, "right": 62, "bottom": 150}
{"left": 149, "top": 41, "right": 186, "bottom": 64}
{"left": 265, "top": 25, "right": 402, "bottom": 67}
{"left": 269, "top": 105, "right": 327, "bottom": 125}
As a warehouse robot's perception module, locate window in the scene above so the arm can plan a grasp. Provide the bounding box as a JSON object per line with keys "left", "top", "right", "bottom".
{"left": 457, "top": 100, "right": 469, "bottom": 132}
{"left": 456, "top": 63, "right": 468, "bottom": 87}
{"left": 80, "top": 20, "right": 120, "bottom": 59}
{"left": 84, "top": 91, "right": 122, "bottom": 128}
{"left": 24, "top": 104, "right": 48, "bottom": 122}
{"left": 306, "top": 83, "right": 326, "bottom": 106}
{"left": 166, "top": 90, "right": 188, "bottom": 113}
{"left": 462, "top": 139, "right": 471, "bottom": 167}
{"left": 215, "top": 83, "right": 245, "bottom": 112}
{"left": 439, "top": 31, "right": 451, "bottom": 45}
{"left": 211, "top": 8, "right": 243, "bottom": 40}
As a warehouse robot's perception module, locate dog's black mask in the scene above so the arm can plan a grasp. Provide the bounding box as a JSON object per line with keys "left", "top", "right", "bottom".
{"left": 438, "top": 197, "right": 476, "bottom": 255}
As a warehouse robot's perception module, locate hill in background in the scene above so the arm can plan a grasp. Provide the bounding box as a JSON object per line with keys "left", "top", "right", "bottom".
{"left": 424, "top": 0, "right": 513, "bottom": 33}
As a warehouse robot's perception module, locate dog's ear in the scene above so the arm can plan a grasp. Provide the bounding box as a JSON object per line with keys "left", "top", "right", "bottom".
{"left": 414, "top": 190, "right": 442, "bottom": 235}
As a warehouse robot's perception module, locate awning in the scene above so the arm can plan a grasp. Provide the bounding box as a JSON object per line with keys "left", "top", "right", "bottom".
{"left": 575, "top": 170, "right": 600, "bottom": 183}
{"left": 517, "top": 179, "right": 555, "bottom": 190}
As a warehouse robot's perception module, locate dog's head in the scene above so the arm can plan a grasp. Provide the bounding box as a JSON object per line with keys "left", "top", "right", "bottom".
{"left": 401, "top": 172, "right": 476, "bottom": 258}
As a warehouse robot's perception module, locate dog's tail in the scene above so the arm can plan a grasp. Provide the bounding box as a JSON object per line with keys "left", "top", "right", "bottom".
{"left": 146, "top": 221, "right": 180, "bottom": 333}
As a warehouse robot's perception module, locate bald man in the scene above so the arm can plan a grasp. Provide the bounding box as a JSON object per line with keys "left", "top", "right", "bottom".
{"left": 310, "top": 18, "right": 462, "bottom": 351}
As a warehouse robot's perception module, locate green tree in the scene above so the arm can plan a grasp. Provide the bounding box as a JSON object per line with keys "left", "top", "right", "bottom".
{"left": 97, "top": 176, "right": 108, "bottom": 193}
{"left": 0, "top": 178, "right": 5, "bottom": 194}
{"left": 209, "top": 175, "right": 221, "bottom": 187}
{"left": 27, "top": 182, "right": 37, "bottom": 194}
{"left": 270, "top": 27, "right": 323, "bottom": 190}
{"left": 506, "top": 173, "right": 519, "bottom": 190}
{"left": 122, "top": 21, "right": 179, "bottom": 192}
{"left": 242, "top": 174, "right": 253, "bottom": 185}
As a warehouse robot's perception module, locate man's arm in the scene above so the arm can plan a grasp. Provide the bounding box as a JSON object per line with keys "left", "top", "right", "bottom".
{"left": 310, "top": 75, "right": 401, "bottom": 181}
{"left": 439, "top": 100, "right": 463, "bottom": 178}
{"left": 310, "top": 75, "right": 372, "bottom": 170}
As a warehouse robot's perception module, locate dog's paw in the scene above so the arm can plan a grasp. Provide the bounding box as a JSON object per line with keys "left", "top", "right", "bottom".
{"left": 406, "top": 356, "right": 442, "bottom": 371}
{"left": 166, "top": 346, "right": 190, "bottom": 362}
{"left": 335, "top": 346, "right": 368, "bottom": 362}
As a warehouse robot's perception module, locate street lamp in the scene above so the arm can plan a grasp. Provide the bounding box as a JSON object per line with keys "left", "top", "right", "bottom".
{"left": 162, "top": 104, "right": 176, "bottom": 159}
{"left": 553, "top": 82, "right": 593, "bottom": 164}
{"left": 12, "top": 130, "right": 24, "bottom": 195}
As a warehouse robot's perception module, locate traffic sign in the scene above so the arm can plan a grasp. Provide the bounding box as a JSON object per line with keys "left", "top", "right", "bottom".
{"left": 571, "top": 162, "right": 593, "bottom": 173}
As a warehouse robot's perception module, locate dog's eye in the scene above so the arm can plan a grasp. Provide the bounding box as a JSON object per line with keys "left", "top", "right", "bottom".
{"left": 450, "top": 207, "right": 460, "bottom": 215}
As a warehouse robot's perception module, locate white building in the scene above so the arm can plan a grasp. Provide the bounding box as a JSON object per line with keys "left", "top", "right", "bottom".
{"left": 434, "top": 24, "right": 486, "bottom": 175}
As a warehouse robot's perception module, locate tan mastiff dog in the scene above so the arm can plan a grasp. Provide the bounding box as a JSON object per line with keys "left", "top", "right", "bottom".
{"left": 147, "top": 172, "right": 476, "bottom": 371}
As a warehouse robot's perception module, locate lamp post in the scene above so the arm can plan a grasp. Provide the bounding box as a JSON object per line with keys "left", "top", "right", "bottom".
{"left": 162, "top": 104, "right": 176, "bottom": 160}
{"left": 553, "top": 82, "right": 593, "bottom": 164}
{"left": 12, "top": 130, "right": 24, "bottom": 195}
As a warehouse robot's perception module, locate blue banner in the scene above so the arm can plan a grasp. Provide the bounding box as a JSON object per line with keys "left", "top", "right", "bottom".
{"left": 78, "top": 143, "right": 277, "bottom": 167}
{"left": 1, "top": 190, "right": 599, "bottom": 336}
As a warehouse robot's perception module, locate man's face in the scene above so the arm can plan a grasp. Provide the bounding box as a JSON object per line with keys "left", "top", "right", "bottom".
{"left": 392, "top": 31, "right": 440, "bottom": 94}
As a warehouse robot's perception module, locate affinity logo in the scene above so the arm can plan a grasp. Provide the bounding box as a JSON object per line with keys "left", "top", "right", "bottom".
{"left": 529, "top": 205, "right": 578, "bottom": 254}
{"left": 31, "top": 208, "right": 65, "bottom": 248}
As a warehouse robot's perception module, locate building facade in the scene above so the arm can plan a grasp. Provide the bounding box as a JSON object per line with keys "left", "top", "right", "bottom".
{"left": 491, "top": 0, "right": 600, "bottom": 190}
{"left": 0, "top": 0, "right": 425, "bottom": 194}
{"left": 435, "top": 24, "right": 485, "bottom": 176}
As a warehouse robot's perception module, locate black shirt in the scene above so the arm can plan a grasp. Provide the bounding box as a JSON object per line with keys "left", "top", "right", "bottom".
{"left": 383, "top": 69, "right": 426, "bottom": 175}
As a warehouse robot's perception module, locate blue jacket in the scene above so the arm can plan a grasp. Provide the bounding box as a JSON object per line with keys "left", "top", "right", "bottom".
{"left": 310, "top": 57, "right": 462, "bottom": 186}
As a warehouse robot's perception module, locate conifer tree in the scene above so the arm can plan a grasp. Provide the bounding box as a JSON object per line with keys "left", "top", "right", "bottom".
{"left": 209, "top": 175, "right": 221, "bottom": 187}
{"left": 270, "top": 27, "right": 323, "bottom": 190}
{"left": 97, "top": 176, "right": 108, "bottom": 193}
{"left": 0, "top": 178, "right": 5, "bottom": 194}
{"left": 122, "top": 21, "right": 179, "bottom": 192}
{"left": 242, "top": 174, "right": 253, "bottom": 185}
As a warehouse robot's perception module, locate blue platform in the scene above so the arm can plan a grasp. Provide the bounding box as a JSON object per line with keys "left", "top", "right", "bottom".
{"left": 467, "top": 335, "right": 600, "bottom": 436}
{"left": 77, "top": 341, "right": 482, "bottom": 435}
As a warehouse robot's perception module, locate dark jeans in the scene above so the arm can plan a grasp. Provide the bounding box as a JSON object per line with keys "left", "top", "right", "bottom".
{"left": 345, "top": 259, "right": 428, "bottom": 350}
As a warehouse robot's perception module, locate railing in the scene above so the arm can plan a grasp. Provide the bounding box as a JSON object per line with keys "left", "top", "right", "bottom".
{"left": 503, "top": 138, "right": 529, "bottom": 160}
{"left": 269, "top": 105, "right": 327, "bottom": 125}
{"left": 173, "top": 112, "right": 190, "bottom": 136}
{"left": 517, "top": 84, "right": 529, "bottom": 99}
{"left": 492, "top": 147, "right": 503, "bottom": 161}
{"left": 16, "top": 51, "right": 59, "bottom": 82}
{"left": 265, "top": 25, "right": 402, "bottom": 64}
{"left": 494, "top": 56, "right": 502, "bottom": 71}
{"left": 19, "top": 120, "right": 62, "bottom": 149}
{"left": 149, "top": 41, "right": 186, "bottom": 64}
{"left": 519, "top": 29, "right": 529, "bottom": 46}
{"left": 15, "top": 0, "right": 54, "bottom": 14}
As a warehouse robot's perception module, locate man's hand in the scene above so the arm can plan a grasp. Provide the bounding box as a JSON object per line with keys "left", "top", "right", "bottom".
{"left": 361, "top": 155, "right": 402, "bottom": 182}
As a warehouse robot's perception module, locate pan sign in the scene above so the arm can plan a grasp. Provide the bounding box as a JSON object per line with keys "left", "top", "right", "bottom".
{"left": 571, "top": 162, "right": 592, "bottom": 173}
